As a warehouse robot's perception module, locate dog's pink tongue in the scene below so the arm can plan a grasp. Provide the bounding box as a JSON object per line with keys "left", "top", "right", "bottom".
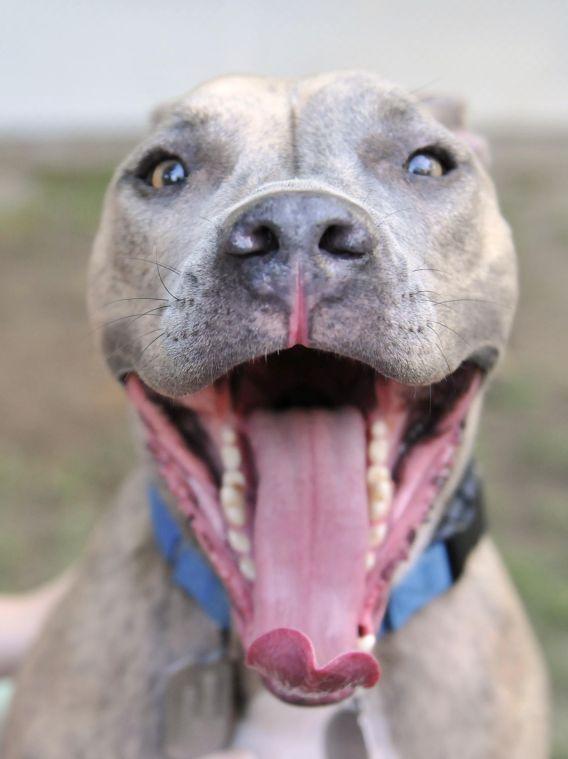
{"left": 245, "top": 408, "right": 379, "bottom": 703}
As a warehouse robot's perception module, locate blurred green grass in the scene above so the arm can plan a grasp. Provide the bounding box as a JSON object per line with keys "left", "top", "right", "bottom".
{"left": 1, "top": 135, "right": 567, "bottom": 755}
{"left": 0, "top": 158, "right": 135, "bottom": 588}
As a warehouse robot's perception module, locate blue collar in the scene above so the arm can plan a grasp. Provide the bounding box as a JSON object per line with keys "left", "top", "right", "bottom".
{"left": 149, "top": 463, "right": 484, "bottom": 636}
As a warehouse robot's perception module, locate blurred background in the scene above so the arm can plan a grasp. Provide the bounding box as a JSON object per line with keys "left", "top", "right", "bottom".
{"left": 1, "top": 0, "right": 566, "bottom": 754}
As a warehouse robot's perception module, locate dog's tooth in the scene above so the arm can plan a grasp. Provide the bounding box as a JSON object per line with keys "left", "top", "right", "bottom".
{"left": 228, "top": 529, "right": 250, "bottom": 553}
{"left": 220, "top": 487, "right": 246, "bottom": 526}
{"left": 221, "top": 445, "right": 242, "bottom": 471}
{"left": 357, "top": 633, "right": 377, "bottom": 653}
{"left": 367, "top": 464, "right": 390, "bottom": 485}
{"left": 221, "top": 426, "right": 238, "bottom": 445}
{"left": 223, "top": 470, "right": 246, "bottom": 489}
{"left": 369, "top": 496, "right": 390, "bottom": 521}
{"left": 224, "top": 505, "right": 246, "bottom": 527}
{"left": 368, "top": 439, "right": 389, "bottom": 465}
{"left": 368, "top": 471, "right": 393, "bottom": 521}
{"left": 365, "top": 551, "right": 376, "bottom": 571}
{"left": 368, "top": 476, "right": 393, "bottom": 502}
{"left": 220, "top": 484, "right": 245, "bottom": 509}
{"left": 239, "top": 556, "right": 256, "bottom": 582}
{"left": 371, "top": 420, "right": 388, "bottom": 440}
{"left": 369, "top": 522, "right": 387, "bottom": 547}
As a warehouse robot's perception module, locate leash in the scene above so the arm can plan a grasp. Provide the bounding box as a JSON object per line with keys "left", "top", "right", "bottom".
{"left": 149, "top": 461, "right": 485, "bottom": 636}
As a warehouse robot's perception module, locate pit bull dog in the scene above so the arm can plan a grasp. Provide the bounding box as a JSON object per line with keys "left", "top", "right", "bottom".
{"left": 1, "top": 71, "right": 549, "bottom": 758}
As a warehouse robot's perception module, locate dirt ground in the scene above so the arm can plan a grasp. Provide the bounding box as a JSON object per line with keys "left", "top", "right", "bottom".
{"left": 1, "top": 133, "right": 567, "bottom": 755}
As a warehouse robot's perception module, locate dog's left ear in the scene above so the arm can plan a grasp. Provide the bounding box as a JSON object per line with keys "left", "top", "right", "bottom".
{"left": 417, "top": 94, "right": 490, "bottom": 166}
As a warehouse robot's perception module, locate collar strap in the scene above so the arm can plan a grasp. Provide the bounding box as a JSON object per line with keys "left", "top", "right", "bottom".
{"left": 149, "top": 461, "right": 485, "bottom": 636}
{"left": 432, "top": 461, "right": 486, "bottom": 578}
{"left": 149, "top": 486, "right": 231, "bottom": 629}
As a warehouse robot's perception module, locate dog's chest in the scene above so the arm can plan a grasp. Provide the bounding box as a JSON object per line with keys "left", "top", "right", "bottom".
{"left": 231, "top": 690, "right": 400, "bottom": 759}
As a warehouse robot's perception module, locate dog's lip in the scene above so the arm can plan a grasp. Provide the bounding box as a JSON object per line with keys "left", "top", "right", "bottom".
{"left": 463, "top": 344, "right": 499, "bottom": 373}
{"left": 121, "top": 342, "right": 494, "bottom": 401}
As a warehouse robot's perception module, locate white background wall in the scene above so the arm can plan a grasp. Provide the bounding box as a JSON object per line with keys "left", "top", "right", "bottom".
{"left": 1, "top": 0, "right": 567, "bottom": 135}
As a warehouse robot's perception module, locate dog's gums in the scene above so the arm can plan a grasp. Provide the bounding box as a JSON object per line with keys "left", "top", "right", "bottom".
{"left": 126, "top": 347, "right": 481, "bottom": 705}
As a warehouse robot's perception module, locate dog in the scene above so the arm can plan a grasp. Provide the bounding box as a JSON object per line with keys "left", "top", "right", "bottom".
{"left": 1, "top": 71, "right": 549, "bottom": 758}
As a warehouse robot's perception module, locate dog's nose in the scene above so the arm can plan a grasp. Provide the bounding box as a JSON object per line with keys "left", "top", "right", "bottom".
{"left": 222, "top": 192, "right": 376, "bottom": 260}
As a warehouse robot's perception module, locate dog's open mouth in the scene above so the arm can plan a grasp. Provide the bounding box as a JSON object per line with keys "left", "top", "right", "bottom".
{"left": 126, "top": 347, "right": 481, "bottom": 705}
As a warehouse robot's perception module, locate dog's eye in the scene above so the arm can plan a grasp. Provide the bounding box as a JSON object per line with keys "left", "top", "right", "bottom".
{"left": 406, "top": 148, "right": 454, "bottom": 178}
{"left": 407, "top": 153, "right": 443, "bottom": 177}
{"left": 148, "top": 158, "right": 188, "bottom": 189}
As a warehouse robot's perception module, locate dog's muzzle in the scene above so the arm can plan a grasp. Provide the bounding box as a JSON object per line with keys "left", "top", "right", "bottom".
{"left": 219, "top": 191, "right": 377, "bottom": 346}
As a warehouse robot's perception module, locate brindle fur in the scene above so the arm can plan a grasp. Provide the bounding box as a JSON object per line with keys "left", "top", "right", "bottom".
{"left": 2, "top": 72, "right": 549, "bottom": 758}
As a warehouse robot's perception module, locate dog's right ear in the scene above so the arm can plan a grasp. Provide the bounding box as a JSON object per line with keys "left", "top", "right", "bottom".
{"left": 417, "top": 94, "right": 490, "bottom": 166}
{"left": 148, "top": 96, "right": 179, "bottom": 130}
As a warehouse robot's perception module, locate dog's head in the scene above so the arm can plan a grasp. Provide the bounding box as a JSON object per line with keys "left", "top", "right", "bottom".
{"left": 89, "top": 71, "right": 517, "bottom": 705}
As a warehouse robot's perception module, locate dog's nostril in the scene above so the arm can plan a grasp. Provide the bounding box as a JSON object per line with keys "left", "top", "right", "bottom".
{"left": 319, "top": 223, "right": 375, "bottom": 258}
{"left": 225, "top": 224, "right": 280, "bottom": 257}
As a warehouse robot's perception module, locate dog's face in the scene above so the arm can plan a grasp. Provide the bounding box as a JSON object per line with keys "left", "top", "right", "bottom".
{"left": 89, "top": 71, "right": 517, "bottom": 705}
